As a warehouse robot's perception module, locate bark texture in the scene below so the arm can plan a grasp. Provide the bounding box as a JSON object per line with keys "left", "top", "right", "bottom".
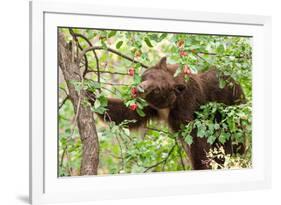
{"left": 58, "top": 32, "right": 99, "bottom": 175}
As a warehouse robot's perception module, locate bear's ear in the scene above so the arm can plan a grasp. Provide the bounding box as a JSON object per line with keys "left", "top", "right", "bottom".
{"left": 174, "top": 83, "right": 186, "bottom": 95}
{"left": 157, "top": 57, "right": 167, "bottom": 69}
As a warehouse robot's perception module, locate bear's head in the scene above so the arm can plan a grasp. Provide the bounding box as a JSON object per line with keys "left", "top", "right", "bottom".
{"left": 137, "top": 57, "right": 186, "bottom": 109}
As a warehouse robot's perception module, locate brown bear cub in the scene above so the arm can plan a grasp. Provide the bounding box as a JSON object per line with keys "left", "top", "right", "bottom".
{"left": 87, "top": 57, "right": 246, "bottom": 170}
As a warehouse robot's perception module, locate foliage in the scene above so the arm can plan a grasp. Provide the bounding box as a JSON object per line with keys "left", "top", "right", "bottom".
{"left": 58, "top": 28, "right": 252, "bottom": 176}
{"left": 181, "top": 102, "right": 252, "bottom": 146}
{"left": 207, "top": 146, "right": 252, "bottom": 169}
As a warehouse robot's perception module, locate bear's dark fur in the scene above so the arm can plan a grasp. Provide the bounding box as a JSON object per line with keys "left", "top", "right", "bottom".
{"left": 86, "top": 57, "right": 246, "bottom": 170}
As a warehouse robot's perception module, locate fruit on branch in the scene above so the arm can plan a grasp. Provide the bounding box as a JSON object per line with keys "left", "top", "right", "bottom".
{"left": 179, "top": 50, "right": 188, "bottom": 57}
{"left": 183, "top": 65, "right": 191, "bottom": 75}
{"left": 129, "top": 103, "right": 138, "bottom": 111}
{"left": 131, "top": 87, "right": 138, "bottom": 98}
{"left": 128, "top": 67, "right": 135, "bottom": 76}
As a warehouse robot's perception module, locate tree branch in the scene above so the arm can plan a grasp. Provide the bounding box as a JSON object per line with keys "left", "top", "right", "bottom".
{"left": 69, "top": 30, "right": 101, "bottom": 80}
{"left": 59, "top": 31, "right": 99, "bottom": 175}
{"left": 78, "top": 46, "right": 149, "bottom": 68}
{"left": 192, "top": 52, "right": 211, "bottom": 65}
{"left": 115, "top": 135, "right": 125, "bottom": 172}
{"left": 175, "top": 140, "right": 186, "bottom": 170}
{"left": 69, "top": 29, "right": 89, "bottom": 77}
{"left": 192, "top": 50, "right": 251, "bottom": 59}
{"left": 146, "top": 127, "right": 176, "bottom": 139}
{"left": 59, "top": 95, "right": 69, "bottom": 110}
{"left": 60, "top": 145, "right": 67, "bottom": 168}
{"left": 86, "top": 79, "right": 129, "bottom": 86}
{"left": 87, "top": 70, "right": 129, "bottom": 76}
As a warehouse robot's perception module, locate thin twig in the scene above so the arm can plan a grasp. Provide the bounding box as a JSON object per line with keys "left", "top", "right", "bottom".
{"left": 190, "top": 50, "right": 251, "bottom": 59}
{"left": 115, "top": 135, "right": 125, "bottom": 172}
{"left": 147, "top": 127, "right": 169, "bottom": 135}
{"left": 65, "top": 146, "right": 73, "bottom": 176}
{"left": 78, "top": 46, "right": 149, "bottom": 68}
{"left": 100, "top": 86, "right": 117, "bottom": 95}
{"left": 104, "top": 111, "right": 112, "bottom": 122}
{"left": 175, "top": 140, "right": 186, "bottom": 170}
{"left": 60, "top": 145, "right": 67, "bottom": 168}
{"left": 59, "top": 96, "right": 69, "bottom": 109}
{"left": 92, "top": 51, "right": 100, "bottom": 84}
{"left": 100, "top": 86, "right": 122, "bottom": 96}
{"left": 59, "top": 87, "right": 69, "bottom": 96}
{"left": 59, "top": 87, "right": 70, "bottom": 109}
{"left": 193, "top": 52, "right": 211, "bottom": 65}
{"left": 146, "top": 127, "right": 176, "bottom": 139}
{"left": 144, "top": 144, "right": 176, "bottom": 173}
{"left": 68, "top": 38, "right": 84, "bottom": 137}
{"left": 87, "top": 79, "right": 129, "bottom": 86}
{"left": 87, "top": 70, "right": 129, "bottom": 76}
{"left": 69, "top": 29, "right": 89, "bottom": 77}
{"left": 102, "top": 149, "right": 123, "bottom": 159}
{"left": 70, "top": 79, "right": 83, "bottom": 137}
{"left": 70, "top": 31, "right": 101, "bottom": 80}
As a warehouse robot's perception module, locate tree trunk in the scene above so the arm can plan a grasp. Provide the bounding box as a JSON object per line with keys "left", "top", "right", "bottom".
{"left": 58, "top": 32, "right": 99, "bottom": 175}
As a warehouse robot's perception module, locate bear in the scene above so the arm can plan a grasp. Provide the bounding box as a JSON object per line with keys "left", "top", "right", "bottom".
{"left": 86, "top": 57, "right": 246, "bottom": 170}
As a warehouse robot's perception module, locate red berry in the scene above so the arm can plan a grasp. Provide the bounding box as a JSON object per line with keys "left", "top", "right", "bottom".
{"left": 129, "top": 103, "right": 138, "bottom": 111}
{"left": 131, "top": 87, "right": 138, "bottom": 98}
{"left": 183, "top": 65, "right": 191, "bottom": 75}
{"left": 128, "top": 67, "right": 135, "bottom": 76}
{"left": 179, "top": 50, "right": 188, "bottom": 57}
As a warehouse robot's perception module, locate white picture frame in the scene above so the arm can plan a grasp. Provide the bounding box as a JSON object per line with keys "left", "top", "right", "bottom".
{"left": 29, "top": 0, "right": 272, "bottom": 204}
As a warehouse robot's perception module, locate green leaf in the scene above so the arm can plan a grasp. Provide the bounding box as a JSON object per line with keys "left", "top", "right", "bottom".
{"left": 189, "top": 65, "right": 198, "bottom": 74}
{"left": 70, "top": 80, "right": 82, "bottom": 92}
{"left": 116, "top": 41, "right": 123, "bottom": 49}
{"left": 197, "top": 128, "right": 205, "bottom": 138}
{"left": 98, "top": 95, "right": 108, "bottom": 106}
{"left": 133, "top": 75, "right": 142, "bottom": 85}
{"left": 159, "top": 33, "right": 168, "bottom": 41}
{"left": 227, "top": 117, "right": 236, "bottom": 133}
{"left": 101, "top": 41, "right": 107, "bottom": 49}
{"left": 218, "top": 132, "right": 230, "bottom": 144}
{"left": 137, "top": 101, "right": 146, "bottom": 109}
{"left": 86, "top": 80, "right": 101, "bottom": 90}
{"left": 93, "top": 106, "right": 107, "bottom": 114}
{"left": 214, "top": 123, "right": 220, "bottom": 130}
{"left": 207, "top": 135, "right": 216, "bottom": 144}
{"left": 173, "top": 64, "right": 183, "bottom": 77}
{"left": 208, "top": 123, "right": 215, "bottom": 134}
{"left": 125, "top": 99, "right": 136, "bottom": 107}
{"left": 217, "top": 44, "right": 225, "bottom": 53}
{"left": 148, "top": 34, "right": 158, "bottom": 41}
{"left": 196, "top": 123, "right": 206, "bottom": 138}
{"left": 144, "top": 37, "right": 153, "bottom": 48}
{"left": 86, "top": 30, "right": 95, "bottom": 39}
{"left": 219, "top": 79, "right": 226, "bottom": 89}
{"left": 184, "top": 134, "right": 193, "bottom": 145}
{"left": 94, "top": 99, "right": 101, "bottom": 109}
{"left": 108, "top": 30, "right": 117, "bottom": 38}
{"left": 136, "top": 108, "right": 146, "bottom": 117}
